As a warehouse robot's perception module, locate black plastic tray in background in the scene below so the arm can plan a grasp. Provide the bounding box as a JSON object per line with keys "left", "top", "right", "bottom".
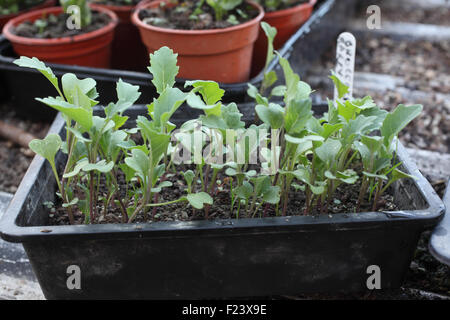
{"left": 0, "top": 0, "right": 355, "bottom": 120}
{"left": 0, "top": 104, "right": 444, "bottom": 299}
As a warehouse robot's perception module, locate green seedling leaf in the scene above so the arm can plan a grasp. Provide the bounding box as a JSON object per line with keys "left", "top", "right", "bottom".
{"left": 149, "top": 87, "right": 188, "bottom": 129}
{"left": 284, "top": 98, "right": 312, "bottom": 134}
{"left": 148, "top": 46, "right": 179, "bottom": 94}
{"left": 61, "top": 73, "right": 98, "bottom": 106}
{"left": 29, "top": 134, "right": 62, "bottom": 163}
{"left": 235, "top": 181, "right": 253, "bottom": 200}
{"left": 187, "top": 192, "right": 213, "bottom": 209}
{"left": 62, "top": 197, "right": 79, "bottom": 208}
{"left": 125, "top": 148, "right": 150, "bottom": 183}
{"left": 363, "top": 171, "right": 388, "bottom": 180}
{"left": 271, "top": 85, "right": 286, "bottom": 97}
{"left": 13, "top": 57, "right": 61, "bottom": 95}
{"left": 381, "top": 104, "right": 422, "bottom": 148}
{"left": 329, "top": 71, "right": 349, "bottom": 99}
{"left": 183, "top": 170, "right": 195, "bottom": 189}
{"left": 261, "top": 21, "right": 277, "bottom": 69}
{"left": 315, "top": 139, "right": 342, "bottom": 164}
{"left": 255, "top": 103, "right": 285, "bottom": 129}
{"left": 185, "top": 80, "right": 224, "bottom": 105}
{"left": 325, "top": 169, "right": 359, "bottom": 184}
{"left": 36, "top": 97, "right": 93, "bottom": 131}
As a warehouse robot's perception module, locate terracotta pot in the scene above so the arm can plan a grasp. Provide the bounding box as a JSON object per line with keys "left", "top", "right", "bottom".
{"left": 0, "top": 0, "right": 56, "bottom": 32}
{"left": 251, "top": 0, "right": 317, "bottom": 76}
{"left": 3, "top": 6, "right": 118, "bottom": 68}
{"left": 90, "top": 1, "right": 148, "bottom": 71}
{"left": 132, "top": 0, "right": 264, "bottom": 83}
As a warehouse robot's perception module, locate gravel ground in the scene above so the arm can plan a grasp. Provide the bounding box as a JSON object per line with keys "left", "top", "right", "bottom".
{"left": 0, "top": 103, "right": 50, "bottom": 193}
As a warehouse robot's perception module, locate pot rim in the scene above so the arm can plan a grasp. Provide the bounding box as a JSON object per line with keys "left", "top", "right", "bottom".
{"left": 89, "top": 2, "right": 136, "bottom": 13}
{"left": 2, "top": 5, "right": 119, "bottom": 46}
{"left": 132, "top": 0, "right": 264, "bottom": 36}
{"left": 264, "top": 0, "right": 317, "bottom": 19}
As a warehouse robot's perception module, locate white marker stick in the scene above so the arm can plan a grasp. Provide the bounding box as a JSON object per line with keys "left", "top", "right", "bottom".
{"left": 334, "top": 32, "right": 356, "bottom": 100}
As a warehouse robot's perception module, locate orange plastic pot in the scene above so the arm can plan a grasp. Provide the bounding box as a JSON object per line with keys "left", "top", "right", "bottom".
{"left": 132, "top": 0, "right": 264, "bottom": 83}
{"left": 3, "top": 5, "right": 118, "bottom": 68}
{"left": 90, "top": 1, "right": 148, "bottom": 71}
{"left": 0, "top": 0, "right": 56, "bottom": 32}
{"left": 251, "top": 0, "right": 317, "bottom": 76}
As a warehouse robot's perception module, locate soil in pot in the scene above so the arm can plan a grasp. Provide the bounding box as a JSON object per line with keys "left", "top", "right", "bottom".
{"left": 133, "top": 0, "right": 264, "bottom": 83}
{"left": 0, "top": 103, "right": 50, "bottom": 194}
{"left": 90, "top": 0, "right": 148, "bottom": 71}
{"left": 138, "top": 0, "right": 260, "bottom": 30}
{"left": 11, "top": 11, "right": 111, "bottom": 38}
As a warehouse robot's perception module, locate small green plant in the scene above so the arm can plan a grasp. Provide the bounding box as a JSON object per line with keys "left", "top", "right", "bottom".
{"left": 60, "top": 0, "right": 92, "bottom": 28}
{"left": 16, "top": 23, "right": 422, "bottom": 225}
{"left": 206, "top": 0, "right": 242, "bottom": 21}
{"left": 255, "top": 0, "right": 305, "bottom": 12}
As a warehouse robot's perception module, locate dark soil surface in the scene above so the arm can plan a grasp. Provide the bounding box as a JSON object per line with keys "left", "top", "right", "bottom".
{"left": 92, "top": 0, "right": 141, "bottom": 5}
{"left": 11, "top": 11, "right": 111, "bottom": 39}
{"left": 139, "top": 0, "right": 259, "bottom": 30}
{"left": 0, "top": 103, "right": 50, "bottom": 194}
{"left": 50, "top": 160, "right": 399, "bottom": 226}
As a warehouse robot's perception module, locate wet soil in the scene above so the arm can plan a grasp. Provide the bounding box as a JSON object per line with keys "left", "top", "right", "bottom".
{"left": 138, "top": 0, "right": 259, "bottom": 30}
{"left": 0, "top": 103, "right": 50, "bottom": 194}
{"left": 11, "top": 11, "right": 111, "bottom": 39}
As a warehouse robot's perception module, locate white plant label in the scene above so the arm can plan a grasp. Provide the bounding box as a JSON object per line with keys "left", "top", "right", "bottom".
{"left": 334, "top": 32, "right": 356, "bottom": 101}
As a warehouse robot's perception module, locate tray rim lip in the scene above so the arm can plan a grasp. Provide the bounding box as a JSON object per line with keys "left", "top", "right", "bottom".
{"left": 0, "top": 105, "right": 445, "bottom": 243}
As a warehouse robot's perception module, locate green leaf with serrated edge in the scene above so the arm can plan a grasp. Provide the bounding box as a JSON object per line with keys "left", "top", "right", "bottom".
{"left": 29, "top": 134, "right": 62, "bottom": 163}
{"left": 329, "top": 71, "right": 349, "bottom": 99}
{"left": 13, "top": 57, "right": 61, "bottom": 95}
{"left": 150, "top": 87, "right": 188, "bottom": 128}
{"left": 255, "top": 103, "right": 284, "bottom": 129}
{"left": 284, "top": 98, "right": 312, "bottom": 134}
{"left": 185, "top": 80, "right": 224, "bottom": 105}
{"left": 315, "top": 139, "right": 342, "bottom": 164}
{"left": 221, "top": 102, "right": 245, "bottom": 129}
{"left": 381, "top": 104, "right": 422, "bottom": 148}
{"left": 148, "top": 46, "right": 179, "bottom": 94}
{"left": 36, "top": 97, "right": 93, "bottom": 130}
{"left": 186, "top": 92, "right": 222, "bottom": 116}
{"left": 61, "top": 73, "right": 98, "bottom": 106}
{"left": 105, "top": 79, "right": 141, "bottom": 116}
{"left": 187, "top": 192, "right": 213, "bottom": 209}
